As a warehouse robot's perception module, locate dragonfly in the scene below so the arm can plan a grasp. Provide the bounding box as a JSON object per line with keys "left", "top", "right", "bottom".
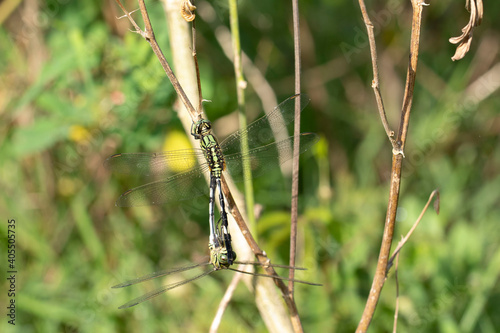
{"left": 112, "top": 239, "right": 321, "bottom": 309}
{"left": 105, "top": 94, "right": 319, "bottom": 265}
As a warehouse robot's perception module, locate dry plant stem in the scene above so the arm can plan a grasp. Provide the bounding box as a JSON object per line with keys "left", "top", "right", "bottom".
{"left": 221, "top": 175, "right": 304, "bottom": 333}
{"left": 356, "top": 1, "right": 425, "bottom": 332}
{"left": 114, "top": 0, "right": 198, "bottom": 120}
{"left": 388, "top": 189, "right": 439, "bottom": 269}
{"left": 288, "top": 0, "right": 301, "bottom": 297}
{"left": 397, "top": 1, "right": 425, "bottom": 150}
{"left": 210, "top": 271, "right": 244, "bottom": 333}
{"left": 357, "top": 0, "right": 394, "bottom": 142}
{"left": 190, "top": 18, "right": 204, "bottom": 114}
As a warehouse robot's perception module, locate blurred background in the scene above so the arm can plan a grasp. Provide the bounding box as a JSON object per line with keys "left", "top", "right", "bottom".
{"left": 1, "top": 0, "right": 499, "bottom": 332}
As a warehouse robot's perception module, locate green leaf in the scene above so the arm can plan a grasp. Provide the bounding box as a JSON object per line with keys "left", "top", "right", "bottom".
{"left": 12, "top": 119, "right": 69, "bottom": 157}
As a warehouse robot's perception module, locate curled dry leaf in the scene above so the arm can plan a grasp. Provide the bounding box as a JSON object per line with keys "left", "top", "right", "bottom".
{"left": 449, "top": 0, "right": 483, "bottom": 61}
{"left": 181, "top": 0, "right": 196, "bottom": 22}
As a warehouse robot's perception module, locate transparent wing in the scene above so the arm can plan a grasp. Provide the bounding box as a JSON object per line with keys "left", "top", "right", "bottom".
{"left": 223, "top": 133, "right": 319, "bottom": 182}
{"left": 233, "top": 261, "right": 307, "bottom": 270}
{"left": 104, "top": 150, "right": 205, "bottom": 178}
{"left": 220, "top": 94, "right": 311, "bottom": 156}
{"left": 114, "top": 165, "right": 210, "bottom": 207}
{"left": 227, "top": 268, "right": 322, "bottom": 286}
{"left": 112, "top": 259, "right": 212, "bottom": 288}
{"left": 116, "top": 269, "right": 215, "bottom": 309}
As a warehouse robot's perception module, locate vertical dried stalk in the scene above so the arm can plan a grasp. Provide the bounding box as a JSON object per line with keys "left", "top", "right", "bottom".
{"left": 357, "top": 0, "right": 394, "bottom": 142}
{"left": 356, "top": 1, "right": 426, "bottom": 332}
{"left": 209, "top": 272, "right": 243, "bottom": 333}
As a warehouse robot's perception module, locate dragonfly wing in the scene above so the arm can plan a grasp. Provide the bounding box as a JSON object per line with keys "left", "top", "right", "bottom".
{"left": 117, "top": 268, "right": 216, "bottom": 309}
{"left": 115, "top": 166, "right": 210, "bottom": 207}
{"left": 232, "top": 261, "right": 307, "bottom": 270}
{"left": 220, "top": 94, "right": 310, "bottom": 156}
{"left": 224, "top": 133, "right": 319, "bottom": 182}
{"left": 105, "top": 150, "right": 204, "bottom": 177}
{"left": 113, "top": 260, "right": 211, "bottom": 288}
{"left": 228, "top": 268, "right": 322, "bottom": 286}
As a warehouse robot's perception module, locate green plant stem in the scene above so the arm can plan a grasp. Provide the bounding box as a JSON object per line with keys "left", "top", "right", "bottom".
{"left": 228, "top": 0, "right": 256, "bottom": 233}
{"left": 288, "top": 0, "right": 301, "bottom": 298}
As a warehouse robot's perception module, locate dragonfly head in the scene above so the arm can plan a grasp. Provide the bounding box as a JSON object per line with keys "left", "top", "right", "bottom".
{"left": 191, "top": 119, "right": 212, "bottom": 139}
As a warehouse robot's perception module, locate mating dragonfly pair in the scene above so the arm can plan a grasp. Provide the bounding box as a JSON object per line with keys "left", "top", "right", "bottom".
{"left": 106, "top": 94, "right": 320, "bottom": 308}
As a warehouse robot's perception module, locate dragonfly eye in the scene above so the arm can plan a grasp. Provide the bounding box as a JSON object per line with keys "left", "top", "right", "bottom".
{"left": 220, "top": 253, "right": 228, "bottom": 264}
{"left": 191, "top": 119, "right": 212, "bottom": 138}
{"left": 200, "top": 120, "right": 211, "bottom": 133}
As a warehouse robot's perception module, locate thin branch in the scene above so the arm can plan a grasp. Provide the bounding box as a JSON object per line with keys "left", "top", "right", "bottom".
{"left": 388, "top": 189, "right": 440, "bottom": 269}
{"left": 209, "top": 269, "right": 244, "bottom": 333}
{"left": 357, "top": 0, "right": 394, "bottom": 143}
{"left": 288, "top": 0, "right": 301, "bottom": 298}
{"left": 356, "top": 1, "right": 427, "bottom": 332}
{"left": 187, "top": 5, "right": 204, "bottom": 115}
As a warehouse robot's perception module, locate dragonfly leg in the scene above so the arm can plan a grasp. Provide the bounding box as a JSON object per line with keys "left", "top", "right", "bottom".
{"left": 209, "top": 176, "right": 219, "bottom": 247}
{"left": 216, "top": 178, "right": 235, "bottom": 264}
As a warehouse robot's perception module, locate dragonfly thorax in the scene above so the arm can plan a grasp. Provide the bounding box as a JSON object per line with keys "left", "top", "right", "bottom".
{"left": 191, "top": 119, "right": 226, "bottom": 175}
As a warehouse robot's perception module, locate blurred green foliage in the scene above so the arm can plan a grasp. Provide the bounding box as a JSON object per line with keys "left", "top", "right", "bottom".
{"left": 1, "top": 0, "right": 499, "bottom": 332}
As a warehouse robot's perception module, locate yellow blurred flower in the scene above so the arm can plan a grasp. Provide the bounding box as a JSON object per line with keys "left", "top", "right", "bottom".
{"left": 162, "top": 130, "right": 197, "bottom": 173}
{"left": 69, "top": 125, "right": 91, "bottom": 143}
{"left": 57, "top": 177, "right": 81, "bottom": 197}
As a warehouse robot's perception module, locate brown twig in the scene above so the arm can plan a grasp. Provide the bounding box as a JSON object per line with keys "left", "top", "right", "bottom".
{"left": 209, "top": 269, "right": 244, "bottom": 333}
{"left": 188, "top": 9, "right": 204, "bottom": 115}
{"left": 357, "top": 0, "right": 395, "bottom": 143}
{"left": 388, "top": 189, "right": 440, "bottom": 269}
{"left": 356, "top": 1, "right": 427, "bottom": 332}
{"left": 288, "top": 0, "right": 301, "bottom": 298}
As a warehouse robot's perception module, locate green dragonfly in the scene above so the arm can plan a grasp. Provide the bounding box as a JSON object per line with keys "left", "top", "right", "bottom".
{"left": 112, "top": 240, "right": 321, "bottom": 309}
{"left": 105, "top": 94, "right": 318, "bottom": 265}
